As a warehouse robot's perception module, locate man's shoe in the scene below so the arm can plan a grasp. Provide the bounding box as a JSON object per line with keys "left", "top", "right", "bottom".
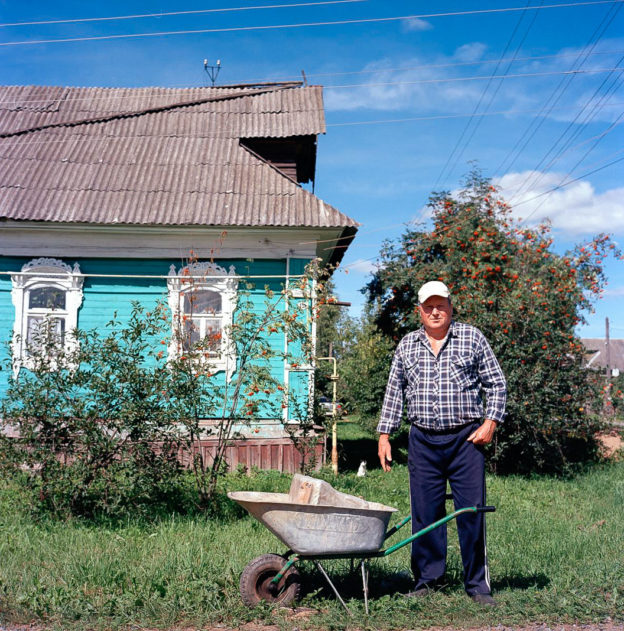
{"left": 469, "top": 592, "right": 498, "bottom": 607}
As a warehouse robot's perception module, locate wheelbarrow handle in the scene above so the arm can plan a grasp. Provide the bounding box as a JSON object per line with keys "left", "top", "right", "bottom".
{"left": 477, "top": 505, "right": 496, "bottom": 513}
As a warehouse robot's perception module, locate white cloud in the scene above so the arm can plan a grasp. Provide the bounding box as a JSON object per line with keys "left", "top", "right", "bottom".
{"left": 344, "top": 258, "right": 378, "bottom": 274}
{"left": 603, "top": 285, "right": 624, "bottom": 298}
{"left": 454, "top": 42, "right": 487, "bottom": 62}
{"left": 323, "top": 38, "right": 624, "bottom": 120}
{"left": 323, "top": 48, "right": 486, "bottom": 112}
{"left": 402, "top": 17, "right": 433, "bottom": 32}
{"left": 493, "top": 170, "right": 624, "bottom": 235}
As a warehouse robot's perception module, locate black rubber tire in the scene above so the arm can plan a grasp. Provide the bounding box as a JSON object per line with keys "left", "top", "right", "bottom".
{"left": 239, "top": 553, "right": 301, "bottom": 608}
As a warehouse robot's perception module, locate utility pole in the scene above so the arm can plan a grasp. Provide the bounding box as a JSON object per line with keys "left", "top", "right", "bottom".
{"left": 604, "top": 317, "right": 612, "bottom": 417}
{"left": 317, "top": 356, "right": 339, "bottom": 474}
{"left": 605, "top": 317, "right": 611, "bottom": 380}
{"left": 316, "top": 300, "right": 350, "bottom": 475}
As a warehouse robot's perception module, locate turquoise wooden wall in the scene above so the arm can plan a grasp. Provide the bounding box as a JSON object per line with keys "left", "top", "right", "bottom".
{"left": 0, "top": 256, "right": 313, "bottom": 422}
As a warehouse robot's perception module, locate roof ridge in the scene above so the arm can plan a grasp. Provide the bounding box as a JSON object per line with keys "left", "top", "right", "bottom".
{"left": 0, "top": 84, "right": 299, "bottom": 139}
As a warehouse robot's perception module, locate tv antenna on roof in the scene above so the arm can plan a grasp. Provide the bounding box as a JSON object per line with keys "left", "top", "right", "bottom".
{"left": 203, "top": 59, "right": 221, "bottom": 86}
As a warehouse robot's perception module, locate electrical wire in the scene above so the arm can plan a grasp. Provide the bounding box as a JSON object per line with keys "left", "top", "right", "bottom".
{"left": 0, "top": 1, "right": 366, "bottom": 28}
{"left": 513, "top": 154, "right": 624, "bottom": 215}
{"left": 322, "top": 66, "right": 624, "bottom": 89}
{"left": 508, "top": 54, "right": 624, "bottom": 202}
{"left": 325, "top": 100, "right": 623, "bottom": 126}
{"left": 513, "top": 109, "right": 624, "bottom": 220}
{"left": 2, "top": 48, "right": 623, "bottom": 108}
{"left": 434, "top": 0, "right": 537, "bottom": 190}
{"left": 494, "top": 0, "right": 623, "bottom": 182}
{"left": 303, "top": 49, "right": 624, "bottom": 80}
{"left": 497, "top": 114, "right": 624, "bottom": 175}
{"left": 0, "top": 1, "right": 621, "bottom": 47}
{"left": 2, "top": 62, "right": 623, "bottom": 109}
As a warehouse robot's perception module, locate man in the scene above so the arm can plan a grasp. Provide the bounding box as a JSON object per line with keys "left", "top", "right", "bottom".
{"left": 377, "top": 280, "right": 506, "bottom": 607}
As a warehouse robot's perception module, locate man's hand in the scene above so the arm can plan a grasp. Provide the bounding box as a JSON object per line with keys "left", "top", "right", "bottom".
{"left": 467, "top": 419, "right": 497, "bottom": 445}
{"left": 378, "top": 433, "right": 392, "bottom": 472}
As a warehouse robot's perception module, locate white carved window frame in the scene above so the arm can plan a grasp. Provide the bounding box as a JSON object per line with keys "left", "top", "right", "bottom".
{"left": 11, "top": 258, "right": 84, "bottom": 373}
{"left": 167, "top": 262, "right": 238, "bottom": 380}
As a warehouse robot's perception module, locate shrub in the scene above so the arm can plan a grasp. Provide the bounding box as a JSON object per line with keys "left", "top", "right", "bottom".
{"left": 363, "top": 170, "right": 621, "bottom": 474}
{"left": 0, "top": 303, "right": 187, "bottom": 518}
{"left": 0, "top": 260, "right": 321, "bottom": 517}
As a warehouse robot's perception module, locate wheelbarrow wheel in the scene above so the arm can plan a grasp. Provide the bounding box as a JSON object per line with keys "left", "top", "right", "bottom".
{"left": 240, "top": 554, "right": 301, "bottom": 608}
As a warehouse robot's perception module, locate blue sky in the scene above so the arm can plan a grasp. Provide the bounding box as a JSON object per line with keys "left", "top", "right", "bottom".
{"left": 1, "top": 0, "right": 622, "bottom": 338}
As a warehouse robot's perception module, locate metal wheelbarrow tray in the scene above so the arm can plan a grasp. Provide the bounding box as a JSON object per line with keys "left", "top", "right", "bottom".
{"left": 228, "top": 474, "right": 495, "bottom": 613}
{"left": 228, "top": 475, "right": 397, "bottom": 555}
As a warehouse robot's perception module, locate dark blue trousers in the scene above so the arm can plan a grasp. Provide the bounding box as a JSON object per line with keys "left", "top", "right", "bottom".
{"left": 408, "top": 421, "right": 491, "bottom": 595}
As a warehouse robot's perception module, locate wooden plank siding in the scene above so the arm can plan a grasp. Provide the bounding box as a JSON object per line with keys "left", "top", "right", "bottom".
{"left": 179, "top": 436, "right": 324, "bottom": 473}
{"left": 0, "top": 255, "right": 320, "bottom": 473}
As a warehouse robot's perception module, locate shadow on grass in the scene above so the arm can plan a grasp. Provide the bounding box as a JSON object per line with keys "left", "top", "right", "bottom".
{"left": 298, "top": 562, "right": 415, "bottom": 602}
{"left": 297, "top": 563, "right": 551, "bottom": 607}
{"left": 336, "top": 427, "right": 409, "bottom": 472}
{"left": 492, "top": 572, "right": 551, "bottom": 591}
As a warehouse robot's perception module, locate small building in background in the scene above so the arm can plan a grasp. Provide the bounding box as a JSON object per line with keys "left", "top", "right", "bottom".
{"left": 582, "top": 338, "right": 624, "bottom": 375}
{"left": 0, "top": 82, "right": 358, "bottom": 473}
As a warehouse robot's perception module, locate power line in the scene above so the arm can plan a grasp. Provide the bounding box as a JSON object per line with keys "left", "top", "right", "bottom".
{"left": 2, "top": 48, "right": 623, "bottom": 108}
{"left": 303, "top": 49, "right": 624, "bottom": 80}
{"left": 507, "top": 64, "right": 624, "bottom": 202}
{"left": 499, "top": 115, "right": 624, "bottom": 174}
{"left": 514, "top": 108, "right": 624, "bottom": 219}
{"left": 433, "top": 0, "right": 536, "bottom": 190}
{"left": 0, "top": 1, "right": 621, "bottom": 47}
{"left": 494, "top": 0, "right": 623, "bottom": 181}
{"left": 510, "top": 71, "right": 623, "bottom": 204}
{"left": 513, "top": 154, "right": 624, "bottom": 215}
{"left": 2, "top": 64, "right": 622, "bottom": 109}
{"left": 581, "top": 144, "right": 624, "bottom": 169}
{"left": 322, "top": 66, "right": 624, "bottom": 89}
{"left": 0, "top": 1, "right": 365, "bottom": 28}
{"left": 325, "top": 101, "right": 623, "bottom": 126}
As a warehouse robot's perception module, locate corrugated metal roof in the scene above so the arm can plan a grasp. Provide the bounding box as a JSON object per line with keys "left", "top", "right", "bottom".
{"left": 0, "top": 84, "right": 357, "bottom": 228}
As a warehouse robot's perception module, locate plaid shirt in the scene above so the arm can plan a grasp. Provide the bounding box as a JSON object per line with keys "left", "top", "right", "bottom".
{"left": 377, "top": 321, "right": 506, "bottom": 434}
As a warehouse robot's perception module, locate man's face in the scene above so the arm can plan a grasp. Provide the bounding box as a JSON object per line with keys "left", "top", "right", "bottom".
{"left": 418, "top": 296, "right": 453, "bottom": 334}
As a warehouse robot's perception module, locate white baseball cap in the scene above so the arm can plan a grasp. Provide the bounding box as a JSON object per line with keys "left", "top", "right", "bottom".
{"left": 418, "top": 281, "right": 450, "bottom": 304}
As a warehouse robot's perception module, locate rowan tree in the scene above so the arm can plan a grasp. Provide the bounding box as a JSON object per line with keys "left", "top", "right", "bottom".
{"left": 365, "top": 170, "right": 620, "bottom": 474}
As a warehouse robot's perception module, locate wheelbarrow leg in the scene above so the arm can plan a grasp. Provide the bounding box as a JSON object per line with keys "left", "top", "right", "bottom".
{"left": 313, "top": 561, "right": 350, "bottom": 614}
{"left": 360, "top": 560, "right": 369, "bottom": 615}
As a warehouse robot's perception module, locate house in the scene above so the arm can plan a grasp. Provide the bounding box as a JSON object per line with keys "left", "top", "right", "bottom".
{"left": 582, "top": 338, "right": 624, "bottom": 375}
{"left": 0, "top": 82, "right": 358, "bottom": 472}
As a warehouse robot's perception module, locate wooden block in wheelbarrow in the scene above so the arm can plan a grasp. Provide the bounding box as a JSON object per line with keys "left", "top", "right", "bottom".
{"left": 288, "top": 474, "right": 375, "bottom": 509}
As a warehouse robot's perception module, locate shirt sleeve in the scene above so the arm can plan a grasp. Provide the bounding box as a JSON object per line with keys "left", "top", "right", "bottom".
{"left": 377, "top": 343, "right": 406, "bottom": 434}
{"left": 477, "top": 334, "right": 507, "bottom": 423}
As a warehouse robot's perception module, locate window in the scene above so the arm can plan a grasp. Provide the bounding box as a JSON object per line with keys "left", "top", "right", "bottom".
{"left": 11, "top": 258, "right": 84, "bottom": 369}
{"left": 181, "top": 290, "right": 222, "bottom": 355}
{"left": 167, "top": 262, "right": 238, "bottom": 379}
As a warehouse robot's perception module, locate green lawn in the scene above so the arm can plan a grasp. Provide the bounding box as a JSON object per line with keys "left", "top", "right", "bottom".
{"left": 0, "top": 425, "right": 622, "bottom": 630}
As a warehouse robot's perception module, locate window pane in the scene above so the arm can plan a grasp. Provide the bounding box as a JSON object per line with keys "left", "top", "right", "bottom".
{"left": 181, "top": 318, "right": 201, "bottom": 352}
{"left": 203, "top": 320, "right": 222, "bottom": 355}
{"left": 29, "top": 287, "right": 66, "bottom": 310}
{"left": 26, "top": 316, "right": 43, "bottom": 345}
{"left": 26, "top": 316, "right": 65, "bottom": 346}
{"left": 183, "top": 290, "right": 221, "bottom": 315}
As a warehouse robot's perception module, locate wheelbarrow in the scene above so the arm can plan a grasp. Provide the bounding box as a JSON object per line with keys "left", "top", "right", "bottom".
{"left": 228, "top": 474, "right": 495, "bottom": 614}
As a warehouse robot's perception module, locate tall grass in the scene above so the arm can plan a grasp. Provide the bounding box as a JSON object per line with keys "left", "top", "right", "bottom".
{"left": 0, "top": 430, "right": 621, "bottom": 630}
